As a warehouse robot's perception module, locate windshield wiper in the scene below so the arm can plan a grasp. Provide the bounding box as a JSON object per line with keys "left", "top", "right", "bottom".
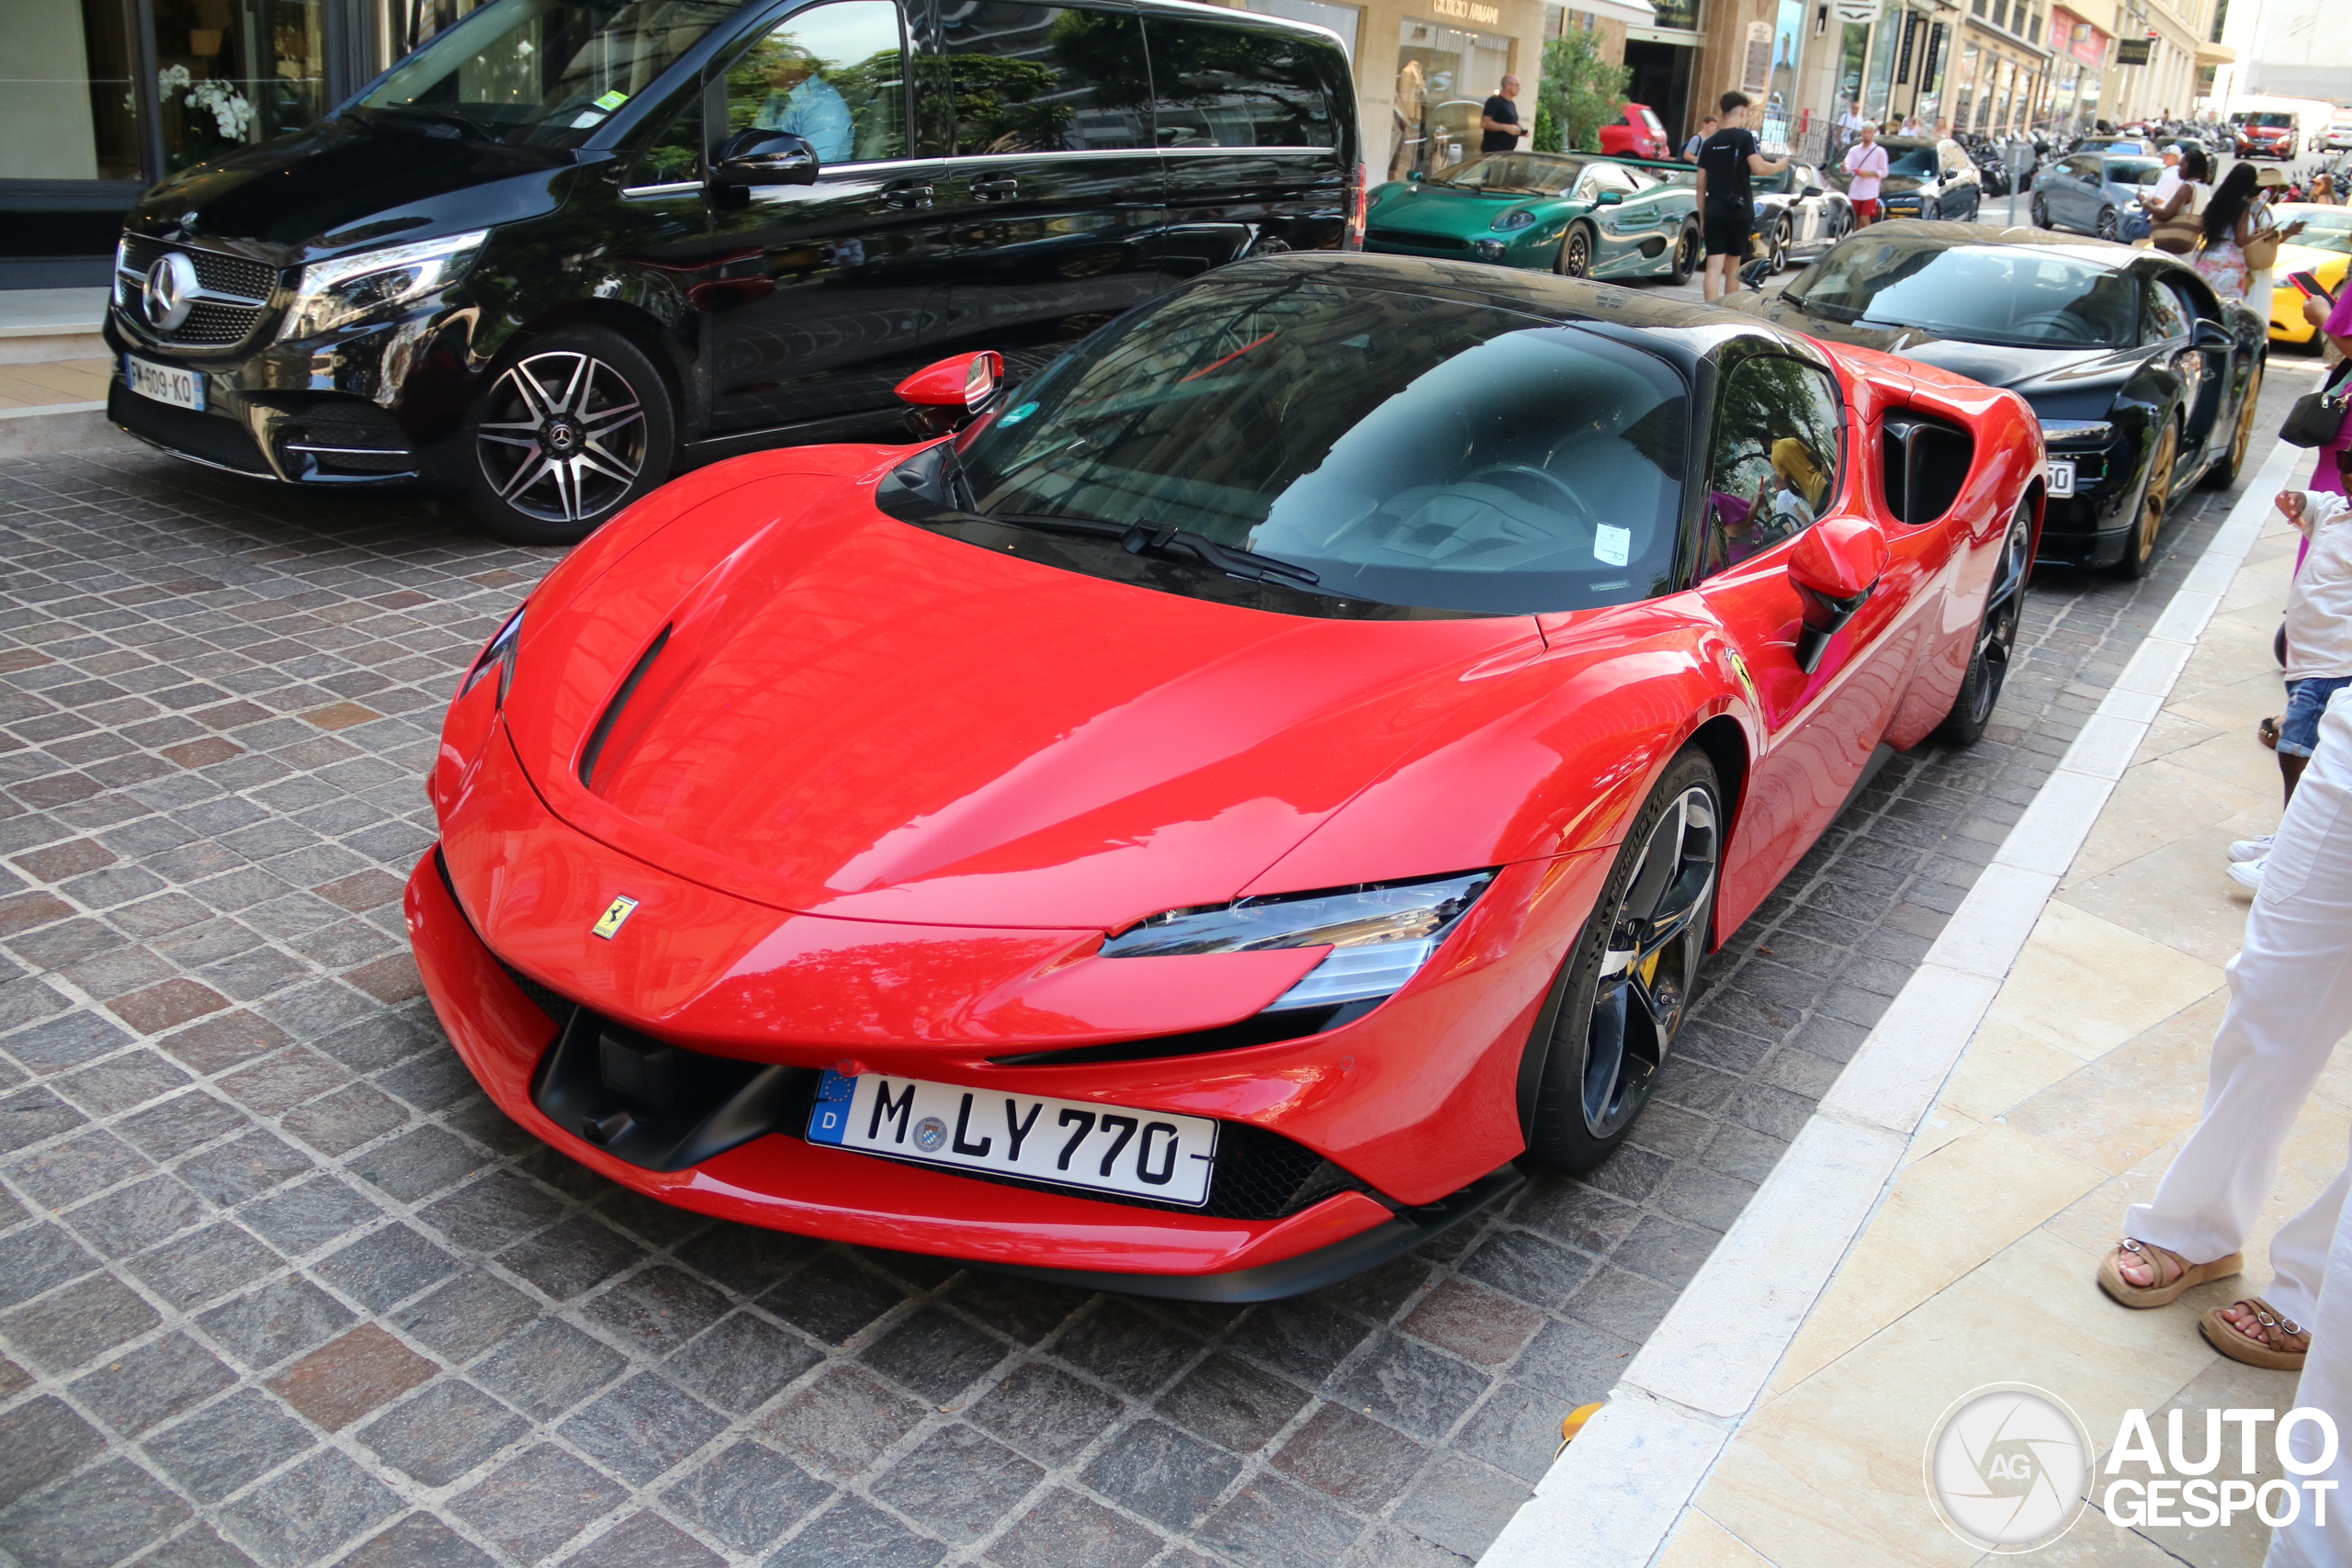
{"left": 995, "top": 513, "right": 1320, "bottom": 586}
{"left": 361, "top": 103, "right": 494, "bottom": 141}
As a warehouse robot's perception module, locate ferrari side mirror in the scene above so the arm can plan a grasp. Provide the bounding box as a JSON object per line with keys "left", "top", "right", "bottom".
{"left": 1787, "top": 517, "right": 1890, "bottom": 673}
{"left": 896, "top": 351, "right": 1006, "bottom": 438}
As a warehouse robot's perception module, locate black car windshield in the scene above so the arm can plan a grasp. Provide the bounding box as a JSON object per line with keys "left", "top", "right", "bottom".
{"left": 956, "top": 280, "right": 1690, "bottom": 615}
{"left": 2106, "top": 158, "right": 2164, "bottom": 186}
{"left": 1429, "top": 152, "right": 1586, "bottom": 195}
{"left": 1788, "top": 239, "right": 2139, "bottom": 348}
{"left": 1883, "top": 143, "right": 1940, "bottom": 177}
{"left": 351, "top": 0, "right": 741, "bottom": 147}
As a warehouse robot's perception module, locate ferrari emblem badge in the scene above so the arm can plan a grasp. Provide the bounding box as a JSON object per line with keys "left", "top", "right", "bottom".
{"left": 591, "top": 897, "right": 639, "bottom": 940}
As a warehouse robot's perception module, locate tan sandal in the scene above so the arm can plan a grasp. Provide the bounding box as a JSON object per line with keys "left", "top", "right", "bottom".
{"left": 2098, "top": 1238, "right": 2243, "bottom": 1308}
{"left": 2201, "top": 1297, "right": 2310, "bottom": 1371}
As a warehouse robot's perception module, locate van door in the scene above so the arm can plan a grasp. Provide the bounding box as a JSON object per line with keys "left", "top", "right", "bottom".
{"left": 700, "top": 0, "right": 958, "bottom": 438}
{"left": 1142, "top": 13, "right": 1351, "bottom": 279}
{"left": 925, "top": 0, "right": 1170, "bottom": 378}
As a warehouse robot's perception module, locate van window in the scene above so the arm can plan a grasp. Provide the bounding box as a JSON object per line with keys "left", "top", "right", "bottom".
{"left": 938, "top": 3, "right": 1152, "bottom": 154}
{"left": 632, "top": 96, "right": 704, "bottom": 183}
{"left": 724, "top": 0, "right": 909, "bottom": 164}
{"left": 1144, "top": 17, "right": 1338, "bottom": 149}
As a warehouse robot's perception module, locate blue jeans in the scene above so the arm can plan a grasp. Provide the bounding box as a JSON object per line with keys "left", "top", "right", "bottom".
{"left": 2280, "top": 675, "right": 2352, "bottom": 758}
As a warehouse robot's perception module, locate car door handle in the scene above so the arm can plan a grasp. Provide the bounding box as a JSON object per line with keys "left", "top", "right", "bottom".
{"left": 971, "top": 176, "right": 1019, "bottom": 201}
{"left": 881, "top": 181, "right": 934, "bottom": 209}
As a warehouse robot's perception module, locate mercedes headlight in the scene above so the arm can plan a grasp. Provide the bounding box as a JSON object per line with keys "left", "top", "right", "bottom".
{"left": 460, "top": 605, "right": 524, "bottom": 706}
{"left": 1103, "top": 871, "right": 1497, "bottom": 1011}
{"left": 281, "top": 229, "right": 489, "bottom": 340}
{"left": 1494, "top": 209, "right": 1538, "bottom": 231}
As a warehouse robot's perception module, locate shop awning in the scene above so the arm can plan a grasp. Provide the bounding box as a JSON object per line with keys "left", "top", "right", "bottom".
{"left": 1572, "top": 0, "right": 1660, "bottom": 27}
{"left": 2196, "top": 40, "right": 2235, "bottom": 62}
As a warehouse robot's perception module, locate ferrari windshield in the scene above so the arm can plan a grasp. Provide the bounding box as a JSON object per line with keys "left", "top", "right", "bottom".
{"left": 956, "top": 280, "right": 1690, "bottom": 615}
{"left": 1429, "top": 153, "right": 1587, "bottom": 195}
{"left": 351, "top": 0, "right": 740, "bottom": 146}
{"left": 1787, "top": 239, "right": 2139, "bottom": 349}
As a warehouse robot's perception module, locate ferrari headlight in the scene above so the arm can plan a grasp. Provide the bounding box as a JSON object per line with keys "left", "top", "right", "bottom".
{"left": 460, "top": 605, "right": 524, "bottom": 705}
{"left": 1103, "top": 871, "right": 1497, "bottom": 1011}
{"left": 1494, "top": 209, "right": 1538, "bottom": 231}
{"left": 281, "top": 229, "right": 489, "bottom": 341}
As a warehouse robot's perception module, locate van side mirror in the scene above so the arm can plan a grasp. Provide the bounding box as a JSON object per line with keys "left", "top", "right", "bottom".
{"left": 896, "top": 351, "right": 1005, "bottom": 438}
{"left": 1787, "top": 517, "right": 1889, "bottom": 673}
{"left": 712, "top": 129, "right": 818, "bottom": 187}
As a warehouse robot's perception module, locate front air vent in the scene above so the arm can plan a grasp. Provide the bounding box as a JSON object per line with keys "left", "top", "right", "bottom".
{"left": 579, "top": 626, "right": 670, "bottom": 790}
{"left": 1881, "top": 413, "right": 1974, "bottom": 526}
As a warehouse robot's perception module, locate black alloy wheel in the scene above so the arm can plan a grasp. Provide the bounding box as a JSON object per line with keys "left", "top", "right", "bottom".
{"left": 2116, "top": 419, "right": 2180, "bottom": 579}
{"left": 2095, "top": 206, "right": 2120, "bottom": 241}
{"left": 1667, "top": 221, "right": 1701, "bottom": 285}
{"left": 2030, "top": 192, "right": 2052, "bottom": 229}
{"left": 1557, "top": 223, "right": 1595, "bottom": 278}
{"left": 465, "top": 326, "right": 674, "bottom": 547}
{"left": 1521, "top": 749, "right": 1720, "bottom": 1171}
{"left": 2204, "top": 357, "right": 2265, "bottom": 487}
{"left": 1934, "top": 502, "right": 2033, "bottom": 746}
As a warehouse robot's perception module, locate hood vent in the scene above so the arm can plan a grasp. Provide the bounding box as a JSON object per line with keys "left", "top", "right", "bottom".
{"left": 579, "top": 626, "right": 671, "bottom": 791}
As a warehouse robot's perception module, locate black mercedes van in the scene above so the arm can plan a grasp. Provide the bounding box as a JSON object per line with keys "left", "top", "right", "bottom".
{"left": 105, "top": 0, "right": 1361, "bottom": 543}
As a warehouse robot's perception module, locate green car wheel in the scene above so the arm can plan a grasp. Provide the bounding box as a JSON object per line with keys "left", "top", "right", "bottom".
{"left": 1557, "top": 223, "right": 1595, "bottom": 278}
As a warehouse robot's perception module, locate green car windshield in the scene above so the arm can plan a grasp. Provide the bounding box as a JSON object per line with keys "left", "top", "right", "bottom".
{"left": 956, "top": 279, "right": 1690, "bottom": 614}
{"left": 1429, "top": 152, "right": 1588, "bottom": 196}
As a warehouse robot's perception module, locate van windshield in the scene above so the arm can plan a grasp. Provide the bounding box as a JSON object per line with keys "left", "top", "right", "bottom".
{"left": 352, "top": 0, "right": 742, "bottom": 147}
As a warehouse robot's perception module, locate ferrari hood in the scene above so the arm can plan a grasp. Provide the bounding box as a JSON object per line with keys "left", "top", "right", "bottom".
{"left": 505, "top": 473, "right": 1541, "bottom": 931}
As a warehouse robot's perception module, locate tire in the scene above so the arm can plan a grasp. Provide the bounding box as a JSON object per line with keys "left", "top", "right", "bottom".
{"left": 1556, "top": 222, "right": 1596, "bottom": 278}
{"left": 2202, "top": 355, "right": 2265, "bottom": 489}
{"left": 1922, "top": 199, "right": 1940, "bottom": 223}
{"left": 2095, "top": 206, "right": 2120, "bottom": 241}
{"left": 1666, "top": 220, "right": 1701, "bottom": 285}
{"left": 1521, "top": 748, "right": 1720, "bottom": 1173}
{"left": 2113, "top": 418, "right": 2180, "bottom": 579}
{"left": 2030, "top": 193, "right": 2052, "bottom": 229}
{"left": 462, "top": 325, "right": 675, "bottom": 547}
{"left": 1933, "top": 502, "right": 2032, "bottom": 747}
{"left": 1768, "top": 220, "right": 1791, "bottom": 274}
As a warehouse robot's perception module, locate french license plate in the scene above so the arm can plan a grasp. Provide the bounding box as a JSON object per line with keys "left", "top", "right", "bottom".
{"left": 2046, "top": 458, "right": 2075, "bottom": 498}
{"left": 806, "top": 1070, "right": 1218, "bottom": 1206}
{"left": 123, "top": 355, "right": 204, "bottom": 412}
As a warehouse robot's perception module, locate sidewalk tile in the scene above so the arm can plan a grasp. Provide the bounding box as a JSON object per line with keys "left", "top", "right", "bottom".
{"left": 1977, "top": 901, "right": 2222, "bottom": 1065}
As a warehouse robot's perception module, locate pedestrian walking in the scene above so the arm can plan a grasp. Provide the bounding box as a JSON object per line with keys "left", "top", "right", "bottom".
{"left": 2147, "top": 146, "right": 2211, "bottom": 255}
{"left": 2098, "top": 682, "right": 2352, "bottom": 1375}
{"left": 1842, "top": 121, "right": 1888, "bottom": 226}
{"left": 1693, "top": 90, "right": 1789, "bottom": 303}
{"left": 1478, "top": 74, "right": 1528, "bottom": 153}
{"left": 1682, "top": 113, "right": 1717, "bottom": 163}
{"left": 1835, "top": 97, "right": 1865, "bottom": 160}
{"left": 2249, "top": 165, "right": 2296, "bottom": 328}
{"left": 2233, "top": 490, "right": 2352, "bottom": 885}
{"left": 2196, "top": 163, "right": 2268, "bottom": 304}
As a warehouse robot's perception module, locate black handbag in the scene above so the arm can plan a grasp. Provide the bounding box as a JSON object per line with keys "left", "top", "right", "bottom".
{"left": 2282, "top": 361, "right": 2352, "bottom": 448}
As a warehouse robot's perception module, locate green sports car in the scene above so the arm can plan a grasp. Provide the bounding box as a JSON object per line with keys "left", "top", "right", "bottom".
{"left": 1364, "top": 152, "right": 1702, "bottom": 283}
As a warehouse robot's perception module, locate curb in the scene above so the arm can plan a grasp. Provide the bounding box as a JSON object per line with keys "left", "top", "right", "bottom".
{"left": 1477, "top": 429, "right": 2308, "bottom": 1568}
{"left": 0, "top": 402, "right": 137, "bottom": 458}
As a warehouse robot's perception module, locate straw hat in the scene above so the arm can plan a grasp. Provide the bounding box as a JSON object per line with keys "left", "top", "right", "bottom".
{"left": 2256, "top": 165, "right": 2289, "bottom": 187}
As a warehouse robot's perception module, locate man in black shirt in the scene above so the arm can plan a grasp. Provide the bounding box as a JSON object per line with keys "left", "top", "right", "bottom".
{"left": 1479, "top": 76, "right": 1526, "bottom": 154}
{"left": 1692, "top": 90, "right": 1789, "bottom": 303}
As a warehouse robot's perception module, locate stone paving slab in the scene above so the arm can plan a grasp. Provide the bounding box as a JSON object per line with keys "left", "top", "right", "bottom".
{"left": 0, "top": 417, "right": 2271, "bottom": 1568}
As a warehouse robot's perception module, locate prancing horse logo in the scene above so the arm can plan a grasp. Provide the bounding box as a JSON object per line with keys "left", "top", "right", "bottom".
{"left": 591, "top": 897, "right": 639, "bottom": 939}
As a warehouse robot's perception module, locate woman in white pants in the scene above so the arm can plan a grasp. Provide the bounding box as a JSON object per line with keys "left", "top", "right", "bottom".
{"left": 2098, "top": 685, "right": 2352, "bottom": 1371}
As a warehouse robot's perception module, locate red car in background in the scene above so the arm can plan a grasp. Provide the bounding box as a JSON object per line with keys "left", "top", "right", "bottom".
{"left": 2234, "top": 111, "right": 2300, "bottom": 158}
{"left": 409, "top": 254, "right": 2043, "bottom": 1301}
{"left": 1599, "top": 102, "right": 1674, "bottom": 161}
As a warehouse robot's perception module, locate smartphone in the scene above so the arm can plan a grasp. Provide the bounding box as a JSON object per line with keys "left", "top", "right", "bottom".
{"left": 2292, "top": 269, "right": 2338, "bottom": 304}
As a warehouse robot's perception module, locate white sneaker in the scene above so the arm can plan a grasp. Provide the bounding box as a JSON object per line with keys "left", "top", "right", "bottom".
{"left": 2229, "top": 834, "right": 2275, "bottom": 863}
{"left": 2229, "top": 858, "right": 2265, "bottom": 891}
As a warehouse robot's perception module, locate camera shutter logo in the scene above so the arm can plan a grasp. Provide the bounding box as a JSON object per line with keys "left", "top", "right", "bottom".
{"left": 1924, "top": 1382, "right": 2093, "bottom": 1551}
{"left": 144, "top": 253, "right": 199, "bottom": 332}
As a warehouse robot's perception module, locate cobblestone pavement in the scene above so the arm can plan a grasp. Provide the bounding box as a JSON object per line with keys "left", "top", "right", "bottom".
{"left": 0, "top": 380, "right": 2299, "bottom": 1568}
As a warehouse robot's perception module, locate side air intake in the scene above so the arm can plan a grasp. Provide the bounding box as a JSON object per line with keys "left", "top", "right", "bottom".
{"left": 1881, "top": 413, "right": 1974, "bottom": 526}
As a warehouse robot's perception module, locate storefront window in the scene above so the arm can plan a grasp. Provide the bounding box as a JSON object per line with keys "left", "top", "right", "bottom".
{"left": 1246, "top": 0, "right": 1358, "bottom": 58}
{"left": 1648, "top": 0, "right": 1701, "bottom": 31}
{"left": 148, "top": 0, "right": 327, "bottom": 173}
{"left": 1863, "top": 10, "right": 1897, "bottom": 119}
{"left": 5, "top": 0, "right": 145, "bottom": 181}
{"left": 1392, "top": 17, "right": 1510, "bottom": 180}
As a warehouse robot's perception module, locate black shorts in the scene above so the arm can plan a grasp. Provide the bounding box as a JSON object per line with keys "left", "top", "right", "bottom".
{"left": 1702, "top": 197, "right": 1754, "bottom": 257}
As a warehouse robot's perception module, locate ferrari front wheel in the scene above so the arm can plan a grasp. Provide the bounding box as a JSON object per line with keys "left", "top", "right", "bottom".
{"left": 1934, "top": 502, "right": 2032, "bottom": 747}
{"left": 1521, "top": 748, "right": 1720, "bottom": 1173}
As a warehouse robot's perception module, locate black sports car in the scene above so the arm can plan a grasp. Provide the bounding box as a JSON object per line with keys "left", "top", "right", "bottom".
{"left": 1726, "top": 220, "right": 2267, "bottom": 575}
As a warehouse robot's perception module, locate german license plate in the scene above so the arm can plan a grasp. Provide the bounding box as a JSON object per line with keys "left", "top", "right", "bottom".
{"left": 123, "top": 354, "right": 204, "bottom": 412}
{"left": 2046, "top": 458, "right": 2075, "bottom": 497}
{"left": 806, "top": 1070, "right": 1218, "bottom": 1206}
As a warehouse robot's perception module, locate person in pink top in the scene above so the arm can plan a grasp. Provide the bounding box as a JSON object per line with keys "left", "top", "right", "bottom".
{"left": 2309, "top": 288, "right": 2352, "bottom": 500}
{"left": 1843, "top": 120, "right": 1888, "bottom": 226}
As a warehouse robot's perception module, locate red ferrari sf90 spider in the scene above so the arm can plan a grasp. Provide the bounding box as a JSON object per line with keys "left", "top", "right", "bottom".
{"left": 410, "top": 254, "right": 2042, "bottom": 1301}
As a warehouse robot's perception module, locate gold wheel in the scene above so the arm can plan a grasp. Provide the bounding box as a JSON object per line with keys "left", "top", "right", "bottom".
{"left": 2135, "top": 422, "right": 2177, "bottom": 568}
{"left": 2229, "top": 364, "right": 2263, "bottom": 473}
